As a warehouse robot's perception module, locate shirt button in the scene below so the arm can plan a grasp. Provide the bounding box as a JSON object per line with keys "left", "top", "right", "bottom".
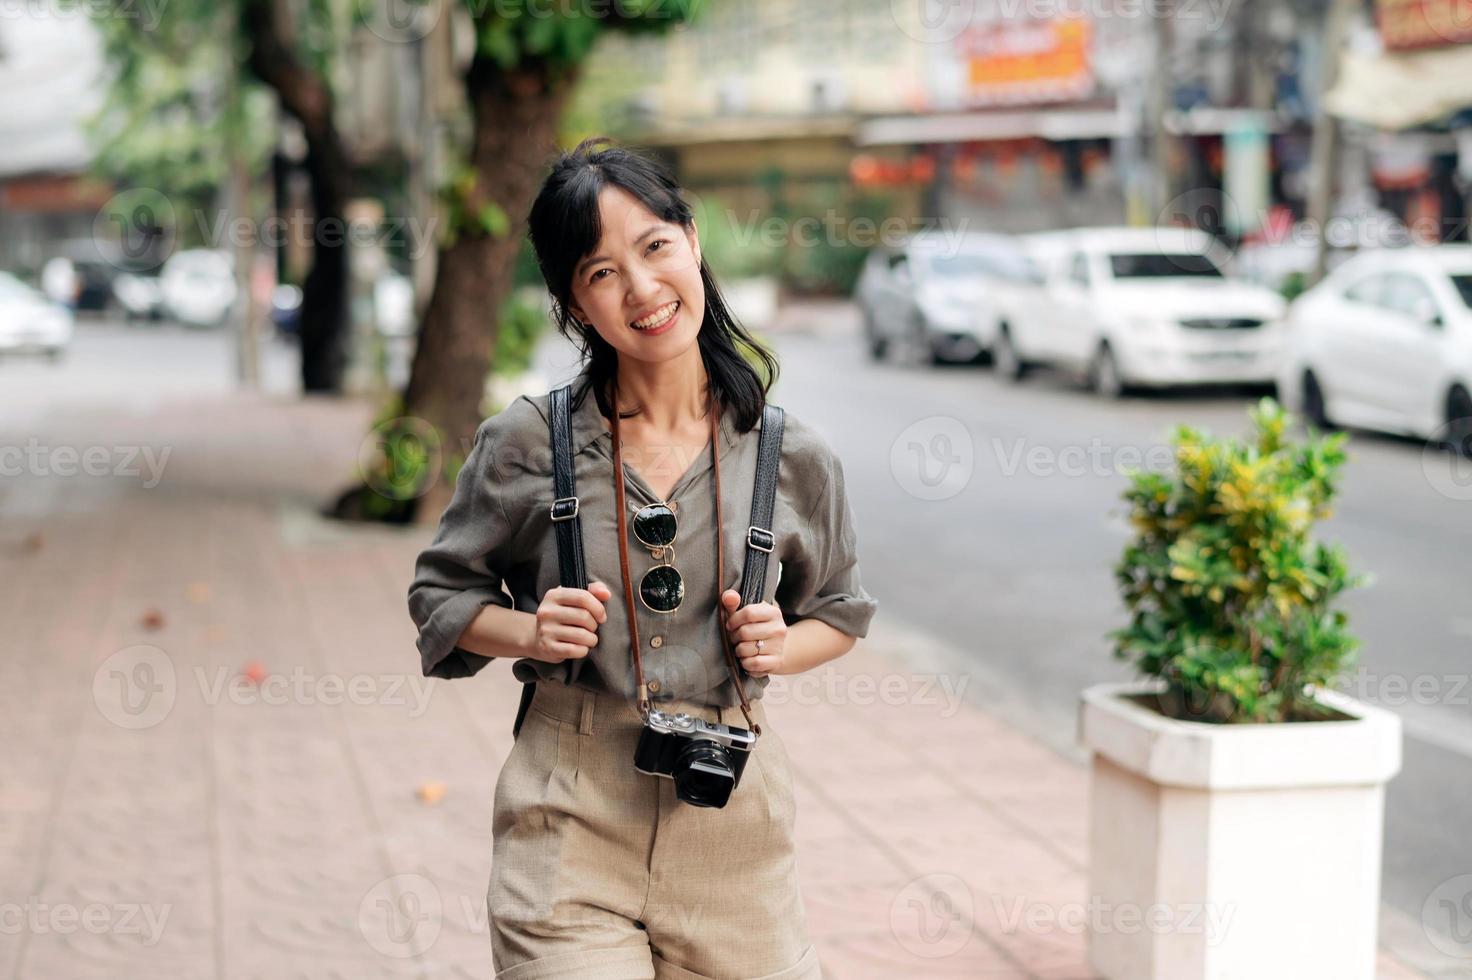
{"left": 650, "top": 635, "right": 664, "bottom": 649}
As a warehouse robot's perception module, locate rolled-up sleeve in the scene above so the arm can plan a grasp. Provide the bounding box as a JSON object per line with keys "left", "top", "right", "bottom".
{"left": 408, "top": 417, "right": 520, "bottom": 680}
{"left": 775, "top": 448, "right": 878, "bottom": 639}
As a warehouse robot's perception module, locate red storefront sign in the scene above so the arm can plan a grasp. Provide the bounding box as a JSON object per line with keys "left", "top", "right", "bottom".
{"left": 1376, "top": 0, "right": 1472, "bottom": 51}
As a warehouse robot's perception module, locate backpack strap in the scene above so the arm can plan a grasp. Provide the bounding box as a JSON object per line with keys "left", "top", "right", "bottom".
{"left": 513, "top": 383, "right": 582, "bottom": 740}
{"left": 548, "top": 384, "right": 587, "bottom": 590}
{"left": 739, "top": 403, "right": 785, "bottom": 607}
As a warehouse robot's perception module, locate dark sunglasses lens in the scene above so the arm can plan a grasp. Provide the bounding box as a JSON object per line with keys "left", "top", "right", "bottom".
{"left": 633, "top": 504, "right": 677, "bottom": 549}
{"left": 640, "top": 564, "right": 684, "bottom": 612}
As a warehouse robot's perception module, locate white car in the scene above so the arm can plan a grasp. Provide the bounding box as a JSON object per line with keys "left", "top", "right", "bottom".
{"left": 160, "top": 249, "right": 237, "bottom": 327}
{"left": 1277, "top": 246, "right": 1472, "bottom": 448}
{"left": 999, "top": 227, "right": 1288, "bottom": 396}
{"left": 0, "top": 271, "right": 73, "bottom": 359}
{"left": 854, "top": 232, "right": 1044, "bottom": 365}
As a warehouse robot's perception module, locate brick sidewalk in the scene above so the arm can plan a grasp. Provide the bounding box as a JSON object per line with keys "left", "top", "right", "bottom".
{"left": 0, "top": 390, "right": 1426, "bottom": 978}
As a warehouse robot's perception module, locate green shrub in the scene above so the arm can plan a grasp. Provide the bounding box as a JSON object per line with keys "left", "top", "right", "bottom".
{"left": 493, "top": 292, "right": 547, "bottom": 379}
{"left": 1111, "top": 398, "right": 1367, "bottom": 723}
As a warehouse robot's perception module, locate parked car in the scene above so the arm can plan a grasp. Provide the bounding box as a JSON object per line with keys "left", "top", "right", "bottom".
{"left": 113, "top": 271, "right": 166, "bottom": 321}
{"left": 1002, "top": 227, "right": 1287, "bottom": 397}
{"left": 1277, "top": 245, "right": 1472, "bottom": 450}
{"left": 854, "top": 232, "right": 1043, "bottom": 365}
{"left": 159, "top": 249, "right": 237, "bottom": 327}
{"left": 0, "top": 271, "right": 73, "bottom": 359}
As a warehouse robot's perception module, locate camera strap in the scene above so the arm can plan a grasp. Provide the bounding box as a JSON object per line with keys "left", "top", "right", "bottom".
{"left": 541, "top": 379, "right": 785, "bottom": 737}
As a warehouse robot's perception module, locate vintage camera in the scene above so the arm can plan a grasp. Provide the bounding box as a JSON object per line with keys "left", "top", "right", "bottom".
{"left": 633, "top": 707, "right": 756, "bottom": 808}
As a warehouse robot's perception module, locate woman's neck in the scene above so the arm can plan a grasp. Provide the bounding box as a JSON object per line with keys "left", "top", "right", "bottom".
{"left": 610, "top": 347, "right": 710, "bottom": 431}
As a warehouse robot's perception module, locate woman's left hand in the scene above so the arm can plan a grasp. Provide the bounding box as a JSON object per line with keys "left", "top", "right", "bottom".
{"left": 719, "top": 589, "right": 788, "bottom": 677}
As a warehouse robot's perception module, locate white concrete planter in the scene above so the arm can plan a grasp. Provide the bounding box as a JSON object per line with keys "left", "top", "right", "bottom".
{"left": 1077, "top": 681, "right": 1402, "bottom": 980}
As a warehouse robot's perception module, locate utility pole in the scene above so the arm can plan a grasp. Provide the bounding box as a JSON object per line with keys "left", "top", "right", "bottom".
{"left": 226, "top": 37, "right": 262, "bottom": 389}
{"left": 1306, "top": 0, "right": 1357, "bottom": 285}
{"left": 1150, "top": 0, "right": 1177, "bottom": 215}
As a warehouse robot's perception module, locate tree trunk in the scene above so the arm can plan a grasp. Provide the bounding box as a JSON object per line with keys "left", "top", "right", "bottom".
{"left": 402, "top": 57, "right": 577, "bottom": 522}
{"left": 297, "top": 128, "right": 352, "bottom": 392}
{"left": 241, "top": 0, "right": 352, "bottom": 393}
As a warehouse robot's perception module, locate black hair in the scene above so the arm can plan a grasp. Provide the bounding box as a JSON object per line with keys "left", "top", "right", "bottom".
{"left": 526, "top": 136, "right": 779, "bottom": 433}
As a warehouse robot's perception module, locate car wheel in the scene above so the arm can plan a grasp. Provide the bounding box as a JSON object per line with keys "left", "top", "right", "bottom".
{"left": 862, "top": 310, "right": 888, "bottom": 361}
{"left": 1088, "top": 343, "right": 1126, "bottom": 399}
{"left": 908, "top": 313, "right": 941, "bottom": 367}
{"left": 1301, "top": 370, "right": 1333, "bottom": 430}
{"left": 1447, "top": 385, "right": 1472, "bottom": 458}
{"left": 993, "top": 324, "right": 1027, "bottom": 381}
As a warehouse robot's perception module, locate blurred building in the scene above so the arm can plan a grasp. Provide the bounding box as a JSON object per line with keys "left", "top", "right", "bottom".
{"left": 0, "top": 10, "right": 113, "bottom": 277}
{"left": 580, "top": 0, "right": 1348, "bottom": 288}
{"left": 1324, "top": 0, "right": 1472, "bottom": 243}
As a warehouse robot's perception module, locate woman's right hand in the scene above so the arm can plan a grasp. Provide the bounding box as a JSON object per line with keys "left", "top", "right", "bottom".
{"left": 530, "top": 580, "right": 612, "bottom": 663}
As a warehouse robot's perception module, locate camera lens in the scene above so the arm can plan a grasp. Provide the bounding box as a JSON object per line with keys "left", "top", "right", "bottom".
{"left": 672, "top": 739, "right": 735, "bottom": 808}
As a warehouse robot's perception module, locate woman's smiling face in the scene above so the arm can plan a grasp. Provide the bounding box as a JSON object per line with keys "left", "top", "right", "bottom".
{"left": 567, "top": 185, "right": 705, "bottom": 362}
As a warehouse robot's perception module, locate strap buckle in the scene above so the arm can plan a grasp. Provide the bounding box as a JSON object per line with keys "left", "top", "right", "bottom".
{"left": 746, "top": 525, "right": 774, "bottom": 553}
{"left": 550, "top": 496, "right": 580, "bottom": 522}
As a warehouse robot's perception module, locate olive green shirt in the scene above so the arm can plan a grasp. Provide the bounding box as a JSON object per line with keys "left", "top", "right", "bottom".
{"left": 407, "top": 369, "right": 878, "bottom": 707}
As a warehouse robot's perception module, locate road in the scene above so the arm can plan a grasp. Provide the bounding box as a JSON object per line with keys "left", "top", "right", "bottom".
{"left": 748, "top": 304, "right": 1472, "bottom": 940}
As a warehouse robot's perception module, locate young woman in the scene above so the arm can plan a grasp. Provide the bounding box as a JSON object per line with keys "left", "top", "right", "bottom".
{"left": 408, "top": 137, "right": 877, "bottom": 980}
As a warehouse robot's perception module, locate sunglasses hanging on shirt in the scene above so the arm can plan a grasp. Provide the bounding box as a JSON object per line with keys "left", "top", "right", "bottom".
{"left": 631, "top": 500, "right": 683, "bottom": 613}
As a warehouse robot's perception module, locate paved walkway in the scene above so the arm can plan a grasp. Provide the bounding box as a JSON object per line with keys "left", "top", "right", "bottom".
{"left": 0, "top": 385, "right": 1428, "bottom": 978}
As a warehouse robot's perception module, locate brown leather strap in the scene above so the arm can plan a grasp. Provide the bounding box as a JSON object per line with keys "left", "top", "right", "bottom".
{"left": 609, "top": 379, "right": 761, "bottom": 735}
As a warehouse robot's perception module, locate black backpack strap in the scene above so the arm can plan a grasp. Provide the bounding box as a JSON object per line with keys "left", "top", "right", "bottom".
{"left": 549, "top": 384, "right": 588, "bottom": 590}
{"left": 740, "top": 403, "right": 785, "bottom": 607}
{"left": 513, "top": 383, "right": 585, "bottom": 740}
